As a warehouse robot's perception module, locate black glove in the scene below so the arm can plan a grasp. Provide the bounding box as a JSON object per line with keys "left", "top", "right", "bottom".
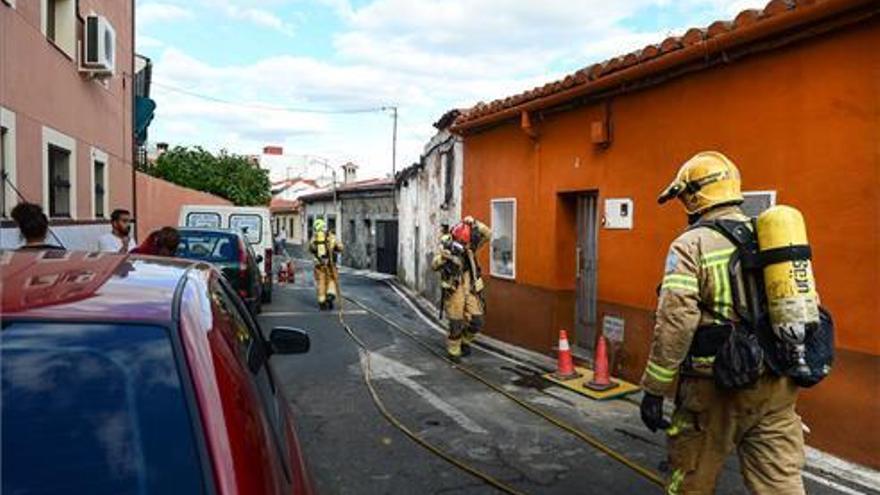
{"left": 640, "top": 393, "right": 671, "bottom": 432}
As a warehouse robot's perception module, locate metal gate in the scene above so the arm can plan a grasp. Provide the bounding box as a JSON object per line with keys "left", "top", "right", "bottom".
{"left": 376, "top": 220, "right": 399, "bottom": 275}
{"left": 575, "top": 192, "right": 599, "bottom": 354}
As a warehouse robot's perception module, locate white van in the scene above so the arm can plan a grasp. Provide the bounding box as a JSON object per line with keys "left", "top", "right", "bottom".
{"left": 179, "top": 205, "right": 274, "bottom": 302}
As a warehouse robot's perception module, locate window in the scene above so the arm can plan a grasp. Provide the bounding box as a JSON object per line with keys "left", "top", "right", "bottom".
{"left": 42, "top": 0, "right": 76, "bottom": 58}
{"left": 43, "top": 127, "right": 76, "bottom": 219}
{"left": 443, "top": 150, "right": 455, "bottom": 207}
{"left": 0, "top": 108, "right": 15, "bottom": 217}
{"left": 229, "top": 214, "right": 262, "bottom": 245}
{"left": 327, "top": 215, "right": 336, "bottom": 233}
{"left": 349, "top": 219, "right": 356, "bottom": 243}
{"left": 48, "top": 145, "right": 71, "bottom": 218}
{"left": 91, "top": 148, "right": 108, "bottom": 219}
{"left": 288, "top": 217, "right": 294, "bottom": 237}
{"left": 741, "top": 191, "right": 776, "bottom": 218}
{"left": 185, "top": 212, "right": 221, "bottom": 228}
{"left": 2, "top": 322, "right": 205, "bottom": 493}
{"left": 490, "top": 198, "right": 516, "bottom": 279}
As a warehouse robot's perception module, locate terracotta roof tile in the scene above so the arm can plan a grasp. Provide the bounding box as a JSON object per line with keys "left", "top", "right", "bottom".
{"left": 734, "top": 9, "right": 763, "bottom": 28}
{"left": 455, "top": 0, "right": 865, "bottom": 128}
{"left": 707, "top": 19, "right": 734, "bottom": 38}
{"left": 682, "top": 27, "right": 707, "bottom": 46}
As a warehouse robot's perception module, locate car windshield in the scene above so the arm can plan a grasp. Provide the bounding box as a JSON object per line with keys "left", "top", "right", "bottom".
{"left": 1, "top": 322, "right": 205, "bottom": 495}
{"left": 177, "top": 231, "right": 241, "bottom": 262}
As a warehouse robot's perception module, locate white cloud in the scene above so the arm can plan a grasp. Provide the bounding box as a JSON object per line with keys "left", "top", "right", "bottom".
{"left": 145, "top": 0, "right": 770, "bottom": 179}
{"left": 137, "top": 2, "right": 193, "bottom": 25}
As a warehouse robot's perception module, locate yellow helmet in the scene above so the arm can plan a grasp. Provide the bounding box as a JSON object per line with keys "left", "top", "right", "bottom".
{"left": 658, "top": 151, "right": 743, "bottom": 215}
{"left": 313, "top": 218, "right": 326, "bottom": 232}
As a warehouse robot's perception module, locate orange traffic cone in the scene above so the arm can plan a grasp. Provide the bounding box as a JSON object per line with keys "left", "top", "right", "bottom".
{"left": 287, "top": 260, "right": 295, "bottom": 283}
{"left": 586, "top": 335, "right": 618, "bottom": 391}
{"left": 552, "top": 330, "right": 581, "bottom": 380}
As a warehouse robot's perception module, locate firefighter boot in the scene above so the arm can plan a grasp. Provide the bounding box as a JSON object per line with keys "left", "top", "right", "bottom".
{"left": 447, "top": 320, "right": 466, "bottom": 363}
{"left": 461, "top": 315, "right": 484, "bottom": 357}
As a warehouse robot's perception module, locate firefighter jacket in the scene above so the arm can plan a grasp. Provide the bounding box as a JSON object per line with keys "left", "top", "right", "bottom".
{"left": 432, "top": 220, "right": 492, "bottom": 293}
{"left": 309, "top": 232, "right": 343, "bottom": 268}
{"left": 642, "top": 206, "right": 750, "bottom": 396}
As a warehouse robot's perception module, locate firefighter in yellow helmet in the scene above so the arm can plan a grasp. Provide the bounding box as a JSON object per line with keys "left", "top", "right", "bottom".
{"left": 432, "top": 217, "right": 491, "bottom": 362}
{"left": 641, "top": 151, "right": 805, "bottom": 494}
{"left": 310, "top": 218, "right": 344, "bottom": 310}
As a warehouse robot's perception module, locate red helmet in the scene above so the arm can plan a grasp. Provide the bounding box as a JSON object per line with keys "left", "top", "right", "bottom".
{"left": 450, "top": 222, "right": 471, "bottom": 245}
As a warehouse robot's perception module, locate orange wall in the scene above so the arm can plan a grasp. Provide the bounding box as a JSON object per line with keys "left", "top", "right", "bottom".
{"left": 135, "top": 172, "right": 232, "bottom": 241}
{"left": 463, "top": 19, "right": 879, "bottom": 466}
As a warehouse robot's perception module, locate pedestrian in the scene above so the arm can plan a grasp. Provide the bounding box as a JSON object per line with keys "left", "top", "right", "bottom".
{"left": 10, "top": 202, "right": 63, "bottom": 251}
{"left": 98, "top": 209, "right": 134, "bottom": 253}
{"left": 279, "top": 227, "right": 288, "bottom": 255}
{"left": 309, "top": 218, "right": 343, "bottom": 310}
{"left": 132, "top": 227, "right": 180, "bottom": 257}
{"left": 640, "top": 151, "right": 806, "bottom": 494}
{"left": 431, "top": 216, "right": 491, "bottom": 362}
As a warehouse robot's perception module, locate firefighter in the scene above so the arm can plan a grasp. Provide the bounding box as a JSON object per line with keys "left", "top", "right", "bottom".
{"left": 640, "top": 151, "right": 805, "bottom": 494}
{"left": 310, "top": 218, "right": 343, "bottom": 310}
{"left": 432, "top": 216, "right": 491, "bottom": 362}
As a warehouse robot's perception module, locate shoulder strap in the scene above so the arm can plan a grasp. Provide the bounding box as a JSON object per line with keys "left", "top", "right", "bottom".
{"left": 689, "top": 219, "right": 760, "bottom": 269}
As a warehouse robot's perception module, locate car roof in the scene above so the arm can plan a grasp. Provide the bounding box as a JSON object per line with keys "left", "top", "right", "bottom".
{"left": 0, "top": 250, "right": 214, "bottom": 322}
{"left": 178, "top": 227, "right": 242, "bottom": 235}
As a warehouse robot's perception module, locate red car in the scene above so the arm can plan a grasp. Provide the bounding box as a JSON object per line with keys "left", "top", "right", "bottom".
{"left": 1, "top": 250, "right": 314, "bottom": 495}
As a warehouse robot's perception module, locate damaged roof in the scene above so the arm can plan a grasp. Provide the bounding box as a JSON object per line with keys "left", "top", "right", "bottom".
{"left": 453, "top": 0, "right": 875, "bottom": 132}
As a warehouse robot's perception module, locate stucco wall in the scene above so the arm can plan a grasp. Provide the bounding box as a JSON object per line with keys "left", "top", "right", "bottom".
{"left": 396, "top": 130, "right": 463, "bottom": 303}
{"left": 135, "top": 172, "right": 232, "bottom": 241}
{"left": 461, "top": 19, "right": 879, "bottom": 466}
{"left": 340, "top": 191, "right": 395, "bottom": 270}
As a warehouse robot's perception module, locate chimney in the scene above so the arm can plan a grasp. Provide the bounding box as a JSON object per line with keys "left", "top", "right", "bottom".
{"left": 263, "top": 145, "right": 283, "bottom": 155}
{"left": 156, "top": 142, "right": 169, "bottom": 156}
{"left": 342, "top": 162, "right": 358, "bottom": 185}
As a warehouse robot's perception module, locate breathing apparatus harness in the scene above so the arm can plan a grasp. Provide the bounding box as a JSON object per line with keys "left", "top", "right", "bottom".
{"left": 686, "top": 217, "right": 834, "bottom": 389}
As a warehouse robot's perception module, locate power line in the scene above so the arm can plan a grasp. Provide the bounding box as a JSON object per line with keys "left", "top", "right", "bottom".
{"left": 152, "top": 81, "right": 393, "bottom": 115}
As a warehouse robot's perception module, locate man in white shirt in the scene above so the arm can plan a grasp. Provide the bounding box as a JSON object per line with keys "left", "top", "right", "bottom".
{"left": 98, "top": 209, "right": 134, "bottom": 253}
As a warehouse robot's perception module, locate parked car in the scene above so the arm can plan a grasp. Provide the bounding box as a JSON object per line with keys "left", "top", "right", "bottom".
{"left": 176, "top": 228, "right": 264, "bottom": 314}
{"left": 179, "top": 205, "right": 274, "bottom": 303}
{"left": 1, "top": 250, "right": 314, "bottom": 495}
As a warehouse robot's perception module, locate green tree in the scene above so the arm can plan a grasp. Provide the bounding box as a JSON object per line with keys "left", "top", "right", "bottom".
{"left": 148, "top": 146, "right": 271, "bottom": 206}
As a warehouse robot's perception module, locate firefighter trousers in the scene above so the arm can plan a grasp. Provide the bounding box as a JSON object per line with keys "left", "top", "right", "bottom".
{"left": 443, "top": 276, "right": 484, "bottom": 357}
{"left": 314, "top": 264, "right": 339, "bottom": 304}
{"left": 667, "top": 375, "right": 805, "bottom": 495}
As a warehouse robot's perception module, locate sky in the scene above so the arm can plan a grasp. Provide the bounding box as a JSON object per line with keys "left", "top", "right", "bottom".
{"left": 136, "top": 0, "right": 768, "bottom": 180}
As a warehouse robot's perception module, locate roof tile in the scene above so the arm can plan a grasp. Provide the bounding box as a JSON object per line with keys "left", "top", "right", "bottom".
{"left": 682, "top": 27, "right": 707, "bottom": 46}
{"left": 764, "top": 0, "right": 796, "bottom": 15}
{"left": 734, "top": 9, "right": 763, "bottom": 28}
{"left": 707, "top": 20, "right": 734, "bottom": 38}
{"left": 659, "top": 36, "right": 683, "bottom": 53}
{"left": 639, "top": 44, "right": 661, "bottom": 61}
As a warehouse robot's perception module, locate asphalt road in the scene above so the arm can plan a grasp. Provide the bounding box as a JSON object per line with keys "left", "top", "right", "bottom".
{"left": 258, "top": 263, "right": 872, "bottom": 495}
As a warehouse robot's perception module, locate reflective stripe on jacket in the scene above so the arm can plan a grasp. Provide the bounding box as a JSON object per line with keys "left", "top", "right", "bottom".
{"left": 641, "top": 206, "right": 750, "bottom": 396}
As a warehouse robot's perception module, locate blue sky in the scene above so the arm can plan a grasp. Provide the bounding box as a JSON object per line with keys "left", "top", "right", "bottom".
{"left": 136, "top": 0, "right": 767, "bottom": 179}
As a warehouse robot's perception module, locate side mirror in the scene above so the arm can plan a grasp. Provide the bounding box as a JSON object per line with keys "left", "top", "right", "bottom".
{"left": 255, "top": 254, "right": 264, "bottom": 263}
{"left": 269, "top": 327, "right": 310, "bottom": 355}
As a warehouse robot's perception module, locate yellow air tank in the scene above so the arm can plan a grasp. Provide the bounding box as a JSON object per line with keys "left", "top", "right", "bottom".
{"left": 315, "top": 231, "right": 327, "bottom": 258}
{"left": 756, "top": 205, "right": 819, "bottom": 377}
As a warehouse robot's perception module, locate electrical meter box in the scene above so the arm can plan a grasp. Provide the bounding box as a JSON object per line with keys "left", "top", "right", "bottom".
{"left": 604, "top": 198, "right": 633, "bottom": 230}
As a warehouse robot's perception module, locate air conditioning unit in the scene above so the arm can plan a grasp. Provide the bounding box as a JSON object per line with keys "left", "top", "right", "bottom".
{"left": 81, "top": 14, "right": 116, "bottom": 76}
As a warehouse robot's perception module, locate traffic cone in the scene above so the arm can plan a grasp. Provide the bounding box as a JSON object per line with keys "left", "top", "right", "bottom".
{"left": 552, "top": 330, "right": 581, "bottom": 380}
{"left": 585, "top": 335, "right": 618, "bottom": 391}
{"left": 287, "top": 260, "right": 295, "bottom": 283}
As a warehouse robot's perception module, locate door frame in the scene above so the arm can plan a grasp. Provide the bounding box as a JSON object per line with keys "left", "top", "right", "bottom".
{"left": 575, "top": 191, "right": 599, "bottom": 356}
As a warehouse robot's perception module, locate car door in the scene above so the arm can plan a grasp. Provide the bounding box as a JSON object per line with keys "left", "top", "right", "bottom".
{"left": 211, "top": 276, "right": 293, "bottom": 490}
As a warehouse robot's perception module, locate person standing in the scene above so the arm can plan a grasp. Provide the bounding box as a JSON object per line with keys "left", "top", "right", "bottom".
{"left": 432, "top": 216, "right": 491, "bottom": 362}
{"left": 10, "top": 203, "right": 63, "bottom": 250}
{"left": 640, "top": 151, "right": 805, "bottom": 494}
{"left": 309, "top": 218, "right": 343, "bottom": 310}
{"left": 98, "top": 209, "right": 134, "bottom": 253}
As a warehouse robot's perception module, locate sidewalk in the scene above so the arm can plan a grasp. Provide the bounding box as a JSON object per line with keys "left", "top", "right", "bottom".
{"left": 384, "top": 276, "right": 880, "bottom": 495}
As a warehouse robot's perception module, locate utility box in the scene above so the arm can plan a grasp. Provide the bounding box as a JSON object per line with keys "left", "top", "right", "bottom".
{"left": 604, "top": 198, "right": 633, "bottom": 230}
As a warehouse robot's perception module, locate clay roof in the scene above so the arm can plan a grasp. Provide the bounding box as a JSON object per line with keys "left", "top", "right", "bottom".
{"left": 270, "top": 198, "right": 301, "bottom": 213}
{"left": 453, "top": 0, "right": 873, "bottom": 131}
{"left": 298, "top": 178, "right": 395, "bottom": 203}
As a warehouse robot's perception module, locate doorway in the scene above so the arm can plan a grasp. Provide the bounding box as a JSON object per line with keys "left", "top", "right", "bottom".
{"left": 575, "top": 192, "right": 599, "bottom": 355}
{"left": 376, "top": 220, "right": 399, "bottom": 275}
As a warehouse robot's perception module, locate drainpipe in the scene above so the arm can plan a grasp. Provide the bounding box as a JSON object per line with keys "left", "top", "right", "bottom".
{"left": 520, "top": 111, "right": 538, "bottom": 140}
{"left": 130, "top": 0, "right": 138, "bottom": 239}
{"left": 454, "top": 0, "right": 877, "bottom": 133}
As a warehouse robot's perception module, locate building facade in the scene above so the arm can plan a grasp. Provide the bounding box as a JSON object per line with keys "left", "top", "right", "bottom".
{"left": 300, "top": 178, "right": 397, "bottom": 273}
{"left": 1, "top": 0, "right": 134, "bottom": 249}
{"left": 453, "top": 0, "right": 879, "bottom": 467}
{"left": 396, "top": 110, "right": 464, "bottom": 305}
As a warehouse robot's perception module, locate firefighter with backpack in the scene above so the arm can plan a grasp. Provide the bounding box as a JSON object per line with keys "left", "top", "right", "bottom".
{"left": 640, "top": 151, "right": 833, "bottom": 494}
{"left": 432, "top": 216, "right": 491, "bottom": 362}
{"left": 310, "top": 218, "right": 343, "bottom": 310}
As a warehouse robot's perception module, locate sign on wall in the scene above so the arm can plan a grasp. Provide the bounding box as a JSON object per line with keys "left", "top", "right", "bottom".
{"left": 602, "top": 315, "right": 625, "bottom": 343}
{"left": 603, "top": 198, "right": 633, "bottom": 230}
